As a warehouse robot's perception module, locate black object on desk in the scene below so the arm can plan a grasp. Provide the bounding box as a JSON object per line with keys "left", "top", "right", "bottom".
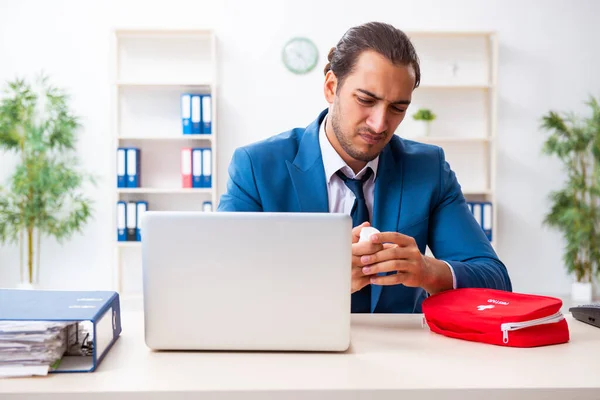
{"left": 569, "top": 303, "right": 600, "bottom": 329}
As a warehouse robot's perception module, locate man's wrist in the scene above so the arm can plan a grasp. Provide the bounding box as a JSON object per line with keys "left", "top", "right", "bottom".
{"left": 422, "top": 256, "right": 454, "bottom": 295}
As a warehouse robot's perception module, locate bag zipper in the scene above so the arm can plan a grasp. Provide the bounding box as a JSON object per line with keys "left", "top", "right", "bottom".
{"left": 500, "top": 311, "right": 564, "bottom": 344}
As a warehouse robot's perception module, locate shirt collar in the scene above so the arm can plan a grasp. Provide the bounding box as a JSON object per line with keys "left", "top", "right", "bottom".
{"left": 319, "top": 116, "right": 379, "bottom": 183}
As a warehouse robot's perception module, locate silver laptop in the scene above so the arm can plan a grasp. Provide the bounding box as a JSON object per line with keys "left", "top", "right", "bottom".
{"left": 141, "top": 211, "right": 352, "bottom": 352}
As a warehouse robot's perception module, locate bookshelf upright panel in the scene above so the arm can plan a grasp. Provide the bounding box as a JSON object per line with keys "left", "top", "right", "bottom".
{"left": 401, "top": 31, "right": 498, "bottom": 250}
{"left": 111, "top": 29, "right": 218, "bottom": 296}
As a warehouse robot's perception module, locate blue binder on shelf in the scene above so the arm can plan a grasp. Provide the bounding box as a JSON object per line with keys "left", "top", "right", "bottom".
{"left": 0, "top": 289, "right": 121, "bottom": 373}
{"left": 181, "top": 94, "right": 192, "bottom": 134}
{"left": 201, "top": 148, "right": 212, "bottom": 188}
{"left": 126, "top": 201, "right": 137, "bottom": 241}
{"left": 136, "top": 201, "right": 148, "bottom": 241}
{"left": 201, "top": 94, "right": 212, "bottom": 134}
{"left": 117, "top": 201, "right": 127, "bottom": 242}
{"left": 482, "top": 202, "right": 493, "bottom": 241}
{"left": 191, "top": 148, "right": 202, "bottom": 188}
{"left": 471, "top": 202, "right": 483, "bottom": 230}
{"left": 125, "top": 148, "right": 141, "bottom": 188}
{"left": 203, "top": 201, "right": 213, "bottom": 212}
{"left": 117, "top": 148, "right": 127, "bottom": 188}
{"left": 191, "top": 94, "right": 201, "bottom": 134}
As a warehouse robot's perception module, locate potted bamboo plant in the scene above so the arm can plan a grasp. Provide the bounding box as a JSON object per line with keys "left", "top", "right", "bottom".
{"left": 541, "top": 95, "right": 600, "bottom": 303}
{"left": 0, "top": 74, "right": 95, "bottom": 288}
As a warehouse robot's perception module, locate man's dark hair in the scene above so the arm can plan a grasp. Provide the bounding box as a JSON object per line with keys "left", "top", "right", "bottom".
{"left": 324, "top": 22, "right": 421, "bottom": 90}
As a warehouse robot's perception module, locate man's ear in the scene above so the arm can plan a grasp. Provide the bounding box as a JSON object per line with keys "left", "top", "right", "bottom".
{"left": 324, "top": 70, "right": 338, "bottom": 104}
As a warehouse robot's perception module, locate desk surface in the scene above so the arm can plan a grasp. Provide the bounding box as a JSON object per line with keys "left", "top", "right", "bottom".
{"left": 2, "top": 307, "right": 600, "bottom": 400}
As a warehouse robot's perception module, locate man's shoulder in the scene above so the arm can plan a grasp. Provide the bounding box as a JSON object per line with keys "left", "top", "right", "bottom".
{"left": 389, "top": 135, "right": 443, "bottom": 160}
{"left": 237, "top": 127, "right": 304, "bottom": 158}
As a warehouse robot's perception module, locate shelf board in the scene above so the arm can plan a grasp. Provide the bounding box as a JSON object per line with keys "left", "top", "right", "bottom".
{"left": 118, "top": 241, "right": 141, "bottom": 248}
{"left": 117, "top": 188, "right": 212, "bottom": 194}
{"left": 407, "top": 31, "right": 495, "bottom": 38}
{"left": 462, "top": 188, "right": 493, "bottom": 195}
{"left": 118, "top": 135, "right": 213, "bottom": 141}
{"left": 116, "top": 81, "right": 212, "bottom": 88}
{"left": 410, "top": 136, "right": 491, "bottom": 144}
{"left": 116, "top": 29, "right": 213, "bottom": 38}
{"left": 417, "top": 84, "right": 492, "bottom": 90}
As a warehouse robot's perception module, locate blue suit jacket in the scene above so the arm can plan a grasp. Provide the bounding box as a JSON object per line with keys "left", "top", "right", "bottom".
{"left": 218, "top": 109, "right": 512, "bottom": 313}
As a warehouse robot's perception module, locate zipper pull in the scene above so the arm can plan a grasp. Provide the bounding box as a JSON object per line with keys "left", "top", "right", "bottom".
{"left": 502, "top": 329, "right": 509, "bottom": 344}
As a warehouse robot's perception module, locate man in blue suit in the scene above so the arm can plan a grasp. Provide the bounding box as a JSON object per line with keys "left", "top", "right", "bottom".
{"left": 218, "top": 22, "right": 512, "bottom": 313}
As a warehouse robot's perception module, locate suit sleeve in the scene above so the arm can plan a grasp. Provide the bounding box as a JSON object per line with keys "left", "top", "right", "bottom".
{"left": 217, "top": 147, "right": 263, "bottom": 212}
{"left": 428, "top": 147, "right": 512, "bottom": 291}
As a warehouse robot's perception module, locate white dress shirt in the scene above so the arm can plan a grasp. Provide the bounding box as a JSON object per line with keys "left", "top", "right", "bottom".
{"left": 318, "top": 118, "right": 457, "bottom": 290}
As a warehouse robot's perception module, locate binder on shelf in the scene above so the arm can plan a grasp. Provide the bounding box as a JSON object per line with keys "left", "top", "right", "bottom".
{"left": 191, "top": 94, "right": 201, "bottom": 134}
{"left": 181, "top": 148, "right": 192, "bottom": 188}
{"left": 203, "top": 201, "right": 213, "bottom": 212}
{"left": 201, "top": 148, "right": 212, "bottom": 188}
{"left": 117, "top": 148, "right": 127, "bottom": 188}
{"left": 181, "top": 94, "right": 192, "bottom": 134}
{"left": 117, "top": 201, "right": 127, "bottom": 242}
{"left": 472, "top": 202, "right": 482, "bottom": 229}
{"left": 136, "top": 201, "right": 148, "bottom": 242}
{"left": 482, "top": 202, "right": 493, "bottom": 241}
{"left": 0, "top": 289, "right": 121, "bottom": 374}
{"left": 126, "top": 201, "right": 137, "bottom": 241}
{"left": 192, "top": 148, "right": 202, "bottom": 188}
{"left": 201, "top": 94, "right": 212, "bottom": 134}
{"left": 125, "top": 148, "right": 141, "bottom": 188}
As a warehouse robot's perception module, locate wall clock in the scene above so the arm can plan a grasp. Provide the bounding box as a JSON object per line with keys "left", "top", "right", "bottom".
{"left": 282, "top": 37, "right": 319, "bottom": 75}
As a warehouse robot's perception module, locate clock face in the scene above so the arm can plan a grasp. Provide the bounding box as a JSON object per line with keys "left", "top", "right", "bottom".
{"left": 282, "top": 37, "right": 319, "bottom": 74}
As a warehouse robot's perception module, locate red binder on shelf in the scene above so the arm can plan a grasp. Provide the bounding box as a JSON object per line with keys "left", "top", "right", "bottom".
{"left": 181, "top": 148, "right": 192, "bottom": 188}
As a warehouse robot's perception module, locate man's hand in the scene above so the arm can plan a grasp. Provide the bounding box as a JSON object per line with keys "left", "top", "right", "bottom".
{"left": 350, "top": 222, "right": 383, "bottom": 293}
{"left": 359, "top": 231, "right": 453, "bottom": 295}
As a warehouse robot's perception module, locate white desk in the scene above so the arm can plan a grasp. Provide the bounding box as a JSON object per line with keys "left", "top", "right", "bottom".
{"left": 2, "top": 308, "right": 600, "bottom": 400}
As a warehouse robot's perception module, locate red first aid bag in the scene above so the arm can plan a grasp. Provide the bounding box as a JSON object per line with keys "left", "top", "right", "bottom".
{"left": 422, "top": 288, "right": 570, "bottom": 347}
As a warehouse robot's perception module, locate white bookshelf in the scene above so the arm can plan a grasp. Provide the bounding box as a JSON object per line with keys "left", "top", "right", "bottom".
{"left": 401, "top": 31, "right": 498, "bottom": 249}
{"left": 111, "top": 29, "right": 218, "bottom": 295}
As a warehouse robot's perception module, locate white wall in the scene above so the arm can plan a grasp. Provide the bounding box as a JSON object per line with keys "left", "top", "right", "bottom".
{"left": 0, "top": 0, "right": 599, "bottom": 295}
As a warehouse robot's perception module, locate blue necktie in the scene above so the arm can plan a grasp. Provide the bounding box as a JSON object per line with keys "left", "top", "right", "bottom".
{"left": 336, "top": 168, "right": 373, "bottom": 313}
{"left": 335, "top": 168, "right": 373, "bottom": 227}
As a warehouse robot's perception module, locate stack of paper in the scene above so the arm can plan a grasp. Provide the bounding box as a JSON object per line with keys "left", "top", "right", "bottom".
{"left": 0, "top": 321, "right": 77, "bottom": 378}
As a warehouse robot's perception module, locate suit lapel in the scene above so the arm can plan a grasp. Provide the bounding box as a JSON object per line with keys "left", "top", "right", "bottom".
{"left": 286, "top": 110, "right": 329, "bottom": 213}
{"left": 370, "top": 138, "right": 404, "bottom": 313}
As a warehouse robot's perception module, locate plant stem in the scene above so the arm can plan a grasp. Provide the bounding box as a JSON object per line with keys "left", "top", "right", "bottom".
{"left": 18, "top": 125, "right": 26, "bottom": 284}
{"left": 19, "top": 229, "right": 24, "bottom": 284}
{"left": 36, "top": 227, "right": 41, "bottom": 284}
{"left": 580, "top": 153, "right": 588, "bottom": 281}
{"left": 27, "top": 225, "right": 33, "bottom": 284}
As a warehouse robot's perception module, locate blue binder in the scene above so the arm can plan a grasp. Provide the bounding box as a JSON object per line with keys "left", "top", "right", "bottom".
{"left": 203, "top": 201, "right": 213, "bottom": 212}
{"left": 125, "top": 148, "right": 141, "bottom": 188}
{"left": 117, "top": 201, "right": 127, "bottom": 242}
{"left": 466, "top": 201, "right": 473, "bottom": 214}
{"left": 482, "top": 202, "right": 493, "bottom": 241}
{"left": 0, "top": 289, "right": 121, "bottom": 373}
{"left": 192, "top": 148, "right": 202, "bottom": 188}
{"left": 201, "top": 148, "right": 212, "bottom": 188}
{"left": 136, "top": 201, "right": 148, "bottom": 241}
{"left": 126, "top": 201, "right": 137, "bottom": 241}
{"left": 201, "top": 94, "right": 212, "bottom": 134}
{"left": 181, "top": 94, "right": 192, "bottom": 134}
{"left": 191, "top": 94, "right": 201, "bottom": 134}
{"left": 117, "top": 148, "right": 127, "bottom": 188}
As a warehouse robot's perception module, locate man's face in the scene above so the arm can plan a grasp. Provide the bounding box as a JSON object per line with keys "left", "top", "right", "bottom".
{"left": 325, "top": 50, "right": 416, "bottom": 163}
